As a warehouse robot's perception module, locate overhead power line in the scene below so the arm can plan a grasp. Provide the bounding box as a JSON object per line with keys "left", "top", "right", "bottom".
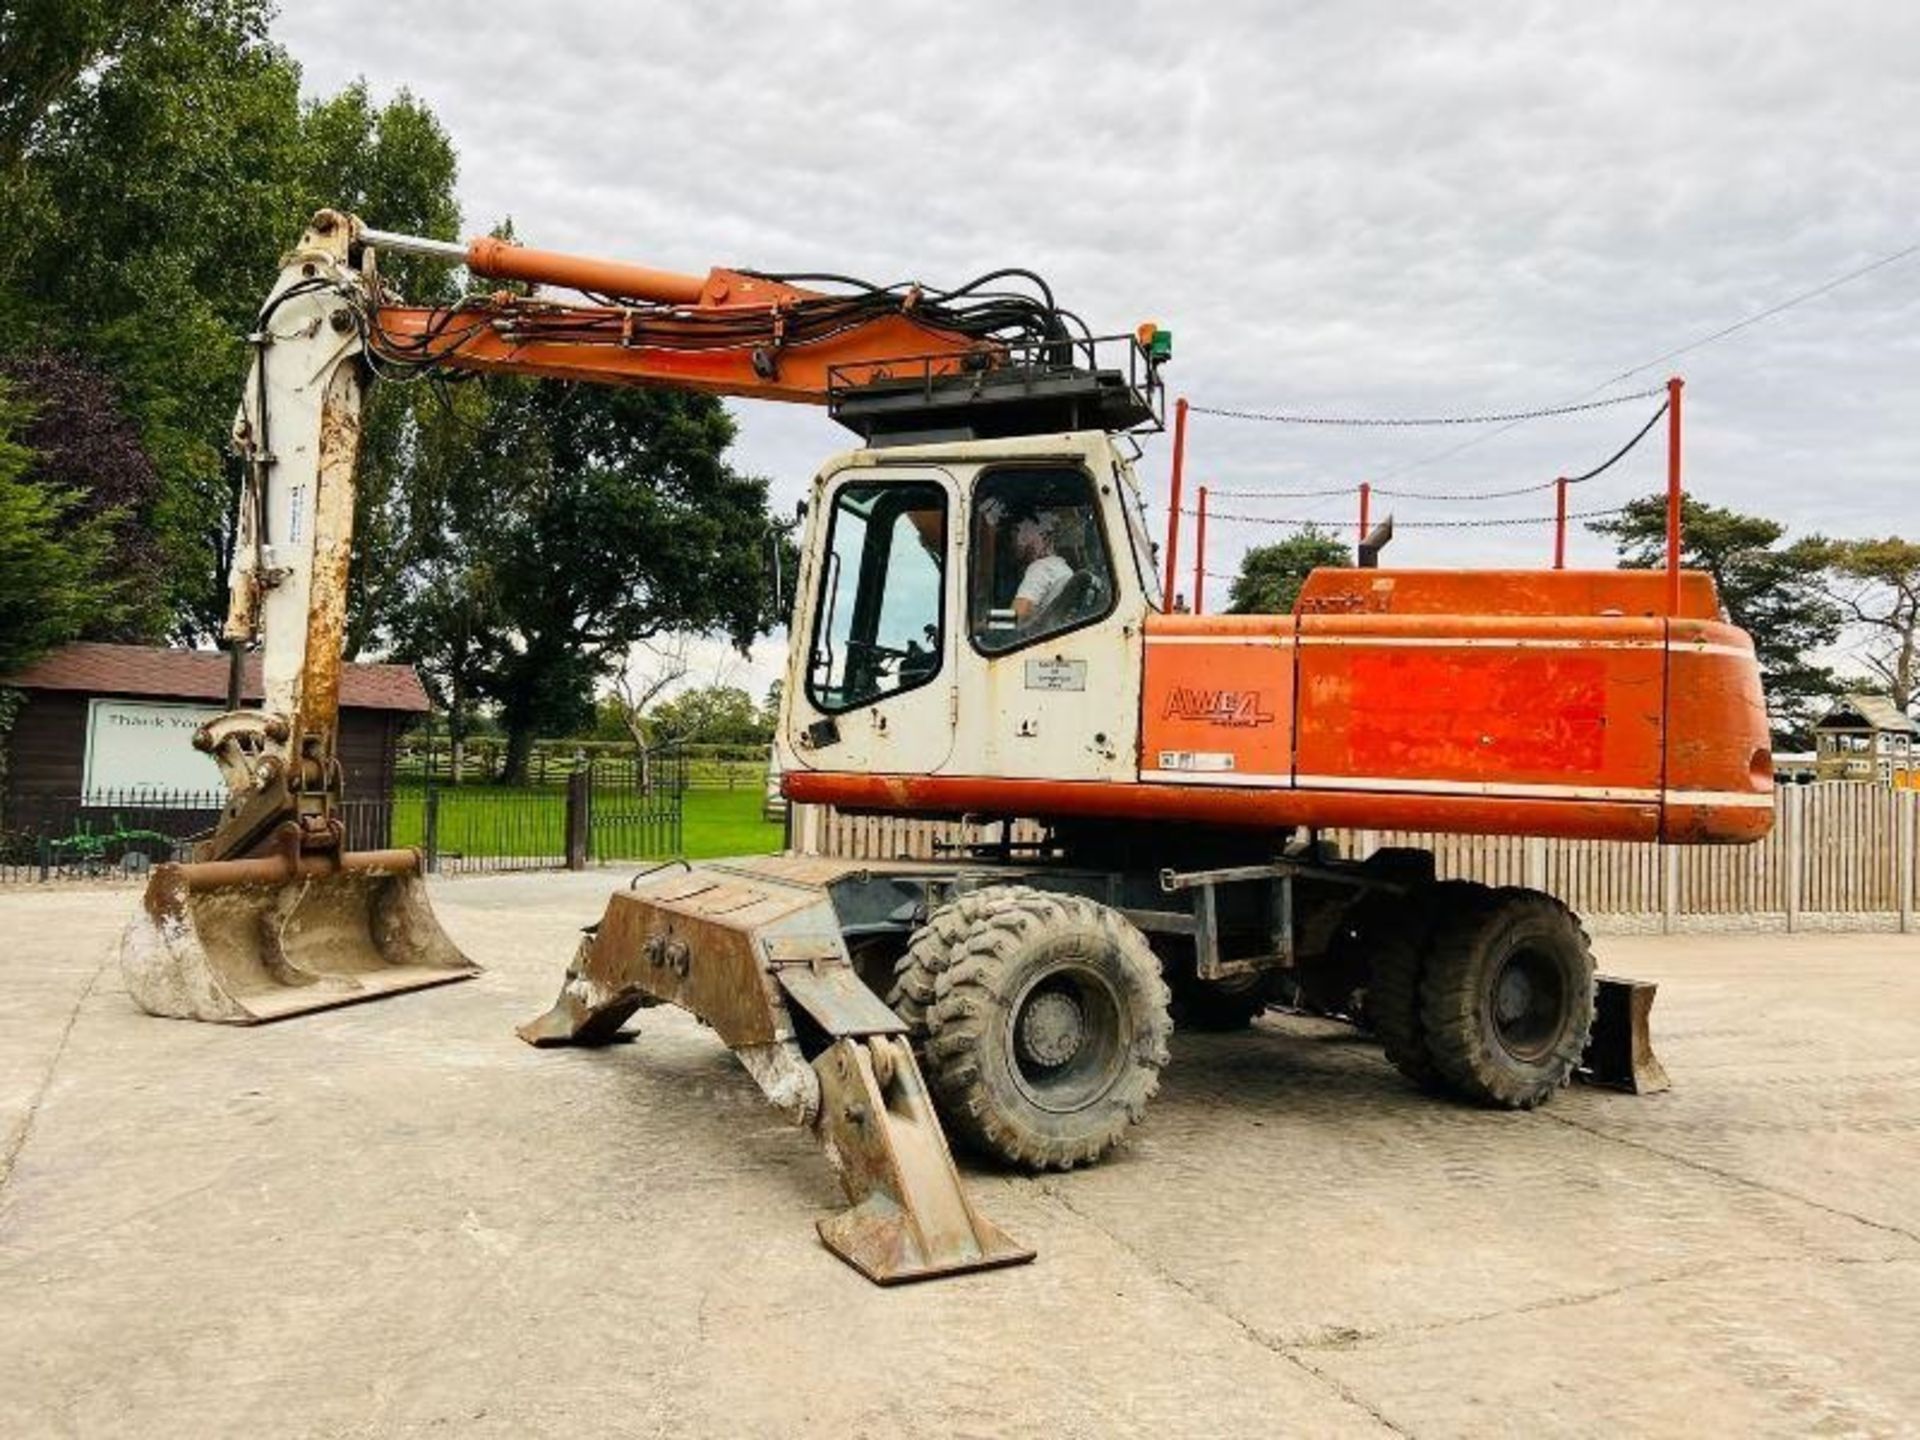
{"left": 1374, "top": 237, "right": 1920, "bottom": 481}
{"left": 1595, "top": 240, "right": 1920, "bottom": 389}
{"left": 1188, "top": 386, "right": 1662, "bottom": 428}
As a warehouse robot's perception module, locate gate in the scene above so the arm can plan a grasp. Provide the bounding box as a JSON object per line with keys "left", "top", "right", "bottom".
{"left": 584, "top": 751, "right": 685, "bottom": 861}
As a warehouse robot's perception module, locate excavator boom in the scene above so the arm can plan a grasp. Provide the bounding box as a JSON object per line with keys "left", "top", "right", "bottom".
{"left": 361, "top": 216, "right": 1162, "bottom": 437}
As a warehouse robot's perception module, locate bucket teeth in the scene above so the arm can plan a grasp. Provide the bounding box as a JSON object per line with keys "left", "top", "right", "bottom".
{"left": 120, "top": 850, "right": 479, "bottom": 1024}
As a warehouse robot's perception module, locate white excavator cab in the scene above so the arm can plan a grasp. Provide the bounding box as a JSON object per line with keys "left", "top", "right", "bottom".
{"left": 778, "top": 431, "right": 1156, "bottom": 798}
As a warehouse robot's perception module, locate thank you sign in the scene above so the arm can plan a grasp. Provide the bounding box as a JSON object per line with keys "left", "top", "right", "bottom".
{"left": 83, "top": 699, "right": 225, "bottom": 799}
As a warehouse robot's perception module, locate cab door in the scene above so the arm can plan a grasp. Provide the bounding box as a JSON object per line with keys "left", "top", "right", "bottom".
{"left": 786, "top": 467, "right": 957, "bottom": 776}
{"left": 945, "top": 462, "right": 1145, "bottom": 784}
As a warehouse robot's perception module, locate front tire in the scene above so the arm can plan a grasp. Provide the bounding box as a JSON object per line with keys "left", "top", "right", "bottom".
{"left": 925, "top": 889, "right": 1171, "bottom": 1170}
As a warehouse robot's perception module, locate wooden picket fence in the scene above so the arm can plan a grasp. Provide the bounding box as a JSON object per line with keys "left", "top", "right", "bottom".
{"left": 793, "top": 782, "right": 1919, "bottom": 933}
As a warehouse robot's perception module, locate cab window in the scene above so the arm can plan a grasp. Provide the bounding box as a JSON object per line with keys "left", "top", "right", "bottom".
{"left": 1119, "top": 473, "right": 1164, "bottom": 610}
{"left": 969, "top": 468, "right": 1115, "bottom": 655}
{"left": 806, "top": 481, "right": 946, "bottom": 713}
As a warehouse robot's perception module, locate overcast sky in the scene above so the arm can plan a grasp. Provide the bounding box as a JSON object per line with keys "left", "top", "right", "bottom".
{"left": 277, "top": 1, "right": 1919, "bottom": 698}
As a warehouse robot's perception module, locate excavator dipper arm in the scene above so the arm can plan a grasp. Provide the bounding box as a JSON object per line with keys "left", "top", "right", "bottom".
{"left": 121, "top": 210, "right": 480, "bottom": 1023}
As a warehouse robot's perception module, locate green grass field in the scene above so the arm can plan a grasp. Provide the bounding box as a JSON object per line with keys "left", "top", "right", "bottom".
{"left": 385, "top": 786, "right": 782, "bottom": 862}
{"left": 679, "top": 788, "right": 787, "bottom": 858}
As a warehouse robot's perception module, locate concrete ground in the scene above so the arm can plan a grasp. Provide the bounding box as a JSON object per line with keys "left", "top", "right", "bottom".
{"left": 2, "top": 872, "right": 1918, "bottom": 1439}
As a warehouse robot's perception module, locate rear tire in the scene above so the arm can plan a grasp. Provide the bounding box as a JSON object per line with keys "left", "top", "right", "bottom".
{"left": 1419, "top": 886, "right": 1595, "bottom": 1109}
{"left": 925, "top": 889, "right": 1171, "bottom": 1170}
{"left": 1352, "top": 883, "right": 1484, "bottom": 1091}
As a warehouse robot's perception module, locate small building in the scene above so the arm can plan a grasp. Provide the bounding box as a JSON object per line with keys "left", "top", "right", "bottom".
{"left": 1812, "top": 693, "right": 1919, "bottom": 786}
{"left": 1, "top": 642, "right": 430, "bottom": 812}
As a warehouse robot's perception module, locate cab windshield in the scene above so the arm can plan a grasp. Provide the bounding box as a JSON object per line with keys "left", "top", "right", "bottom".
{"left": 806, "top": 480, "right": 946, "bottom": 713}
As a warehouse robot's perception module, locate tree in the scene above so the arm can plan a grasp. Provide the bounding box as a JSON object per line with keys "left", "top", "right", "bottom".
{"left": 0, "top": 0, "right": 167, "bottom": 170}
{"left": 0, "top": 349, "right": 167, "bottom": 642}
{"left": 1, "top": 4, "right": 463, "bottom": 640}
{"left": 1795, "top": 536, "right": 1919, "bottom": 714}
{"left": 1227, "top": 527, "right": 1351, "bottom": 614}
{"left": 382, "top": 380, "right": 779, "bottom": 783}
{"left": 1590, "top": 494, "right": 1841, "bottom": 746}
{"left": 649, "top": 685, "right": 772, "bottom": 747}
{"left": 0, "top": 380, "right": 130, "bottom": 671}
{"left": 1, "top": 1, "right": 306, "bottom": 636}
{"left": 599, "top": 636, "right": 693, "bottom": 789}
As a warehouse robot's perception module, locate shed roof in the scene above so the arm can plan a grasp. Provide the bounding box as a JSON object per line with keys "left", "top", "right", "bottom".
{"left": 3, "top": 643, "right": 430, "bottom": 713}
{"left": 1816, "top": 692, "right": 1920, "bottom": 736}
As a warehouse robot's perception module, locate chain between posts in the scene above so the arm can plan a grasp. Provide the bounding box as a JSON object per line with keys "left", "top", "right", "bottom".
{"left": 1203, "top": 399, "right": 1670, "bottom": 502}
{"left": 1182, "top": 505, "right": 1630, "bottom": 530}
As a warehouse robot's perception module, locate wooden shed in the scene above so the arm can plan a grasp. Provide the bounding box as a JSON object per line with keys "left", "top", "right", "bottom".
{"left": 1813, "top": 693, "right": 1919, "bottom": 786}
{"left": 1, "top": 642, "right": 429, "bottom": 811}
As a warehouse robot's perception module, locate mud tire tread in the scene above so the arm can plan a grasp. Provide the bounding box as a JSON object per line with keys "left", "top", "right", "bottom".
{"left": 923, "top": 889, "right": 1171, "bottom": 1172}
{"left": 1419, "top": 885, "right": 1596, "bottom": 1109}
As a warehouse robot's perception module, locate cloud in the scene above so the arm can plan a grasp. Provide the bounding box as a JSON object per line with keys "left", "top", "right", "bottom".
{"left": 276, "top": 0, "right": 1920, "bottom": 594}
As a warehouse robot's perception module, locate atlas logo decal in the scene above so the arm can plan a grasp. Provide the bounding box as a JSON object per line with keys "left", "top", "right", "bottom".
{"left": 1161, "top": 687, "right": 1276, "bottom": 728}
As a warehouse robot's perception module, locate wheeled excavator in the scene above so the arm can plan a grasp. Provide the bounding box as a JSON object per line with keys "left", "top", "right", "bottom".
{"left": 121, "top": 210, "right": 1773, "bottom": 1283}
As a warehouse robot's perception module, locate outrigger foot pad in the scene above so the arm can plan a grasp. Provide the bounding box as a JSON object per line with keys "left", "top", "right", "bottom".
{"left": 1578, "top": 974, "right": 1671, "bottom": 1094}
{"left": 811, "top": 1035, "right": 1034, "bottom": 1283}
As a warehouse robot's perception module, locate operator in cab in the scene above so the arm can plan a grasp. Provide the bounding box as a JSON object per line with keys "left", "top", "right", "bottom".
{"left": 1010, "top": 509, "right": 1072, "bottom": 625}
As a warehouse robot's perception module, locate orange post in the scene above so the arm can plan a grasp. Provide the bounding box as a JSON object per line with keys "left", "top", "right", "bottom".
{"left": 1193, "top": 485, "right": 1209, "bottom": 615}
{"left": 1553, "top": 477, "right": 1568, "bottom": 569}
{"left": 1665, "top": 376, "right": 1684, "bottom": 613}
{"left": 1358, "top": 481, "right": 1371, "bottom": 543}
{"left": 1162, "top": 397, "right": 1189, "bottom": 610}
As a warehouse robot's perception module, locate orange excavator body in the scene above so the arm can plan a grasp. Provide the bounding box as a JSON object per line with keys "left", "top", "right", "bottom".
{"left": 781, "top": 566, "right": 1772, "bottom": 847}
{"left": 358, "top": 220, "right": 1771, "bottom": 850}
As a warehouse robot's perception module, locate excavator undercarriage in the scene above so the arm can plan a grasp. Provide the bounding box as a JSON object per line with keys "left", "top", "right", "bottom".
{"left": 516, "top": 848, "right": 1670, "bottom": 1282}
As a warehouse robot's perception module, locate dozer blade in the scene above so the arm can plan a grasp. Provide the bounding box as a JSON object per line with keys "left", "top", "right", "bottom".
{"left": 120, "top": 848, "right": 480, "bottom": 1024}
{"left": 519, "top": 863, "right": 1034, "bottom": 1284}
{"left": 1578, "top": 974, "right": 1671, "bottom": 1094}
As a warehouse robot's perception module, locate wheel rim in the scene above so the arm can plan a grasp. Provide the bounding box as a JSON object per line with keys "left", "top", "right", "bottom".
{"left": 1488, "top": 945, "right": 1567, "bottom": 1062}
{"left": 1005, "top": 962, "right": 1128, "bottom": 1113}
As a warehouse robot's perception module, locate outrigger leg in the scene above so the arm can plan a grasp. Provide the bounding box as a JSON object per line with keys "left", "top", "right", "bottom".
{"left": 518, "top": 865, "right": 1033, "bottom": 1284}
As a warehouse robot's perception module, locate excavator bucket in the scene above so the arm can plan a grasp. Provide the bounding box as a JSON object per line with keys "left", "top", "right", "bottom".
{"left": 119, "top": 848, "right": 479, "bottom": 1024}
